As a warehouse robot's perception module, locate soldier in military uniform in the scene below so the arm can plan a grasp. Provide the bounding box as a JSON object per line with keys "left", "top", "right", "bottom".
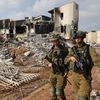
{"left": 45, "top": 34, "right": 68, "bottom": 100}
{"left": 65, "top": 31, "right": 94, "bottom": 100}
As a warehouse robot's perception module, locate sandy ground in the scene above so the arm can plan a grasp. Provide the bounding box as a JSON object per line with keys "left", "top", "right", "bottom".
{"left": 23, "top": 83, "right": 74, "bottom": 100}
{"left": 0, "top": 67, "right": 50, "bottom": 100}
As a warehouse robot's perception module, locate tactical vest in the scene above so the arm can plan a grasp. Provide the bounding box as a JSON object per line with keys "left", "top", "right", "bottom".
{"left": 46, "top": 45, "right": 68, "bottom": 74}
{"left": 70, "top": 43, "right": 93, "bottom": 75}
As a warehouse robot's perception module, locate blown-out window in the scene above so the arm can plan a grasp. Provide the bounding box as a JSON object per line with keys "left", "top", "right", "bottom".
{"left": 60, "top": 13, "right": 63, "bottom": 20}
{"left": 76, "top": 4, "right": 78, "bottom": 10}
{"left": 61, "top": 26, "right": 63, "bottom": 33}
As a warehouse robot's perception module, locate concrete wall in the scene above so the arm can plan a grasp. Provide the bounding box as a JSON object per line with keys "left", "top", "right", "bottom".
{"left": 49, "top": 2, "right": 79, "bottom": 39}
{"left": 97, "top": 31, "right": 100, "bottom": 44}
{"left": 0, "top": 29, "right": 9, "bottom": 34}
{"left": 86, "top": 32, "right": 97, "bottom": 43}
{"left": 86, "top": 31, "right": 100, "bottom": 44}
{"left": 54, "top": 9, "right": 60, "bottom": 28}
{"left": 59, "top": 2, "right": 79, "bottom": 25}
{"left": 54, "top": 2, "right": 79, "bottom": 26}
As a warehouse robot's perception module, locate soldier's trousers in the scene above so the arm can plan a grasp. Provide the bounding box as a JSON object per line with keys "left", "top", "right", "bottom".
{"left": 71, "top": 71, "right": 91, "bottom": 100}
{"left": 49, "top": 73, "right": 67, "bottom": 100}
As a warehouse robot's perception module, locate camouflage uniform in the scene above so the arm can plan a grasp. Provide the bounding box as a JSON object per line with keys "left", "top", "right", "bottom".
{"left": 45, "top": 35, "right": 68, "bottom": 100}
{"left": 65, "top": 31, "right": 94, "bottom": 100}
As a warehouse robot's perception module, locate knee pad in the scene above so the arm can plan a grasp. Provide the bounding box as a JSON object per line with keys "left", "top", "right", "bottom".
{"left": 57, "top": 95, "right": 66, "bottom": 100}
{"left": 51, "top": 96, "right": 57, "bottom": 100}
{"left": 50, "top": 87, "right": 56, "bottom": 96}
{"left": 56, "top": 88, "right": 64, "bottom": 96}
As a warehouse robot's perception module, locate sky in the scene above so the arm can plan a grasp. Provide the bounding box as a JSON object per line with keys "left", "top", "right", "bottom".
{"left": 0, "top": 0, "right": 99, "bottom": 31}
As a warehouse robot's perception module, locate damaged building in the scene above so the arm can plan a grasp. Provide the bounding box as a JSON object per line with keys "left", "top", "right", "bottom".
{"left": 0, "top": 19, "right": 26, "bottom": 39}
{"left": 25, "top": 15, "right": 54, "bottom": 34}
{"left": 10, "top": 19, "right": 26, "bottom": 39}
{"left": 0, "top": 19, "right": 10, "bottom": 40}
{"left": 0, "top": 19, "right": 10, "bottom": 34}
{"left": 0, "top": 15, "right": 54, "bottom": 40}
{"left": 0, "top": 2, "right": 79, "bottom": 39}
{"left": 86, "top": 31, "right": 100, "bottom": 44}
{"left": 10, "top": 19, "right": 26, "bottom": 34}
{"left": 33, "top": 15, "right": 54, "bottom": 34}
{"left": 48, "top": 2, "right": 79, "bottom": 39}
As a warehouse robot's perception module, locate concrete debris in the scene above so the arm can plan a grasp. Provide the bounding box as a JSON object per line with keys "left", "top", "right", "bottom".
{"left": 14, "top": 54, "right": 31, "bottom": 66}
{"left": 0, "top": 72, "right": 40, "bottom": 86}
{"left": 0, "top": 33, "right": 55, "bottom": 87}
{"left": 24, "top": 51, "right": 31, "bottom": 56}
{"left": 0, "top": 66, "right": 19, "bottom": 80}
{"left": 0, "top": 33, "right": 56, "bottom": 66}
{"left": 8, "top": 47, "right": 28, "bottom": 58}
{"left": 15, "top": 33, "right": 53, "bottom": 66}
{"left": 22, "top": 67, "right": 44, "bottom": 73}
{"left": 0, "top": 63, "right": 40, "bottom": 86}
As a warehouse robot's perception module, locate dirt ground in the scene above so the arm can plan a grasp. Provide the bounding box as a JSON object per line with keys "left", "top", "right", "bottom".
{"left": 23, "top": 67, "right": 100, "bottom": 100}
{"left": 0, "top": 66, "right": 100, "bottom": 100}
{"left": 23, "top": 81, "right": 73, "bottom": 100}
{"left": 23, "top": 83, "right": 51, "bottom": 100}
{"left": 0, "top": 66, "right": 74, "bottom": 100}
{"left": 0, "top": 67, "right": 50, "bottom": 100}
{"left": 0, "top": 48, "right": 99, "bottom": 100}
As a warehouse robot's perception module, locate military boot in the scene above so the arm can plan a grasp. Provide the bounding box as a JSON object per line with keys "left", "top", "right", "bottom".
{"left": 57, "top": 95, "right": 66, "bottom": 100}
{"left": 77, "top": 96, "right": 89, "bottom": 100}
{"left": 51, "top": 96, "right": 57, "bottom": 100}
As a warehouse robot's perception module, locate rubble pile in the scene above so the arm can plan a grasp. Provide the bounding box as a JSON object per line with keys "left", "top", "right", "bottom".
{"left": 0, "top": 33, "right": 53, "bottom": 88}
{"left": 1, "top": 31, "right": 69, "bottom": 67}
{"left": 22, "top": 34, "right": 53, "bottom": 66}
{"left": 8, "top": 47, "right": 32, "bottom": 66}
{"left": 0, "top": 33, "right": 54, "bottom": 66}
{"left": 0, "top": 61, "right": 40, "bottom": 87}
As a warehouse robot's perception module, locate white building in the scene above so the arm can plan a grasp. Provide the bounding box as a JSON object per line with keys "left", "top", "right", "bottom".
{"left": 86, "top": 31, "right": 100, "bottom": 44}
{"left": 97, "top": 31, "right": 100, "bottom": 44}
{"left": 48, "top": 2, "right": 79, "bottom": 39}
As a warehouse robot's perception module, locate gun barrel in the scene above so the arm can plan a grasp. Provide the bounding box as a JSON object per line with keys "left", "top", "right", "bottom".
{"left": 72, "top": 47, "right": 84, "bottom": 71}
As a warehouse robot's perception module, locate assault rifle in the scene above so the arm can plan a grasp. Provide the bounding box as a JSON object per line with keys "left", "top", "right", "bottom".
{"left": 45, "top": 55, "right": 72, "bottom": 85}
{"left": 45, "top": 54, "right": 60, "bottom": 74}
{"left": 66, "top": 41, "right": 83, "bottom": 71}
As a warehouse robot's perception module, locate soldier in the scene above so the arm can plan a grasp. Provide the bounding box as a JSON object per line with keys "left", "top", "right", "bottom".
{"left": 45, "top": 34, "right": 68, "bottom": 100}
{"left": 65, "top": 31, "right": 94, "bottom": 100}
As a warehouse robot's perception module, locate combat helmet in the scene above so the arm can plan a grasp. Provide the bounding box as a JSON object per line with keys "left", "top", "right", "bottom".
{"left": 50, "top": 34, "right": 60, "bottom": 42}
{"left": 73, "top": 30, "right": 87, "bottom": 39}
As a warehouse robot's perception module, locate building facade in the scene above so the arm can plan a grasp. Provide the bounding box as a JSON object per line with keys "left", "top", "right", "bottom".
{"left": 97, "top": 31, "right": 100, "bottom": 44}
{"left": 0, "top": 2, "right": 79, "bottom": 39}
{"left": 0, "top": 15, "right": 54, "bottom": 39}
{"left": 0, "top": 19, "right": 10, "bottom": 34}
{"left": 25, "top": 15, "right": 54, "bottom": 34}
{"left": 48, "top": 2, "right": 79, "bottom": 39}
{"left": 86, "top": 31, "right": 100, "bottom": 44}
{"left": 32, "top": 15, "right": 54, "bottom": 34}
